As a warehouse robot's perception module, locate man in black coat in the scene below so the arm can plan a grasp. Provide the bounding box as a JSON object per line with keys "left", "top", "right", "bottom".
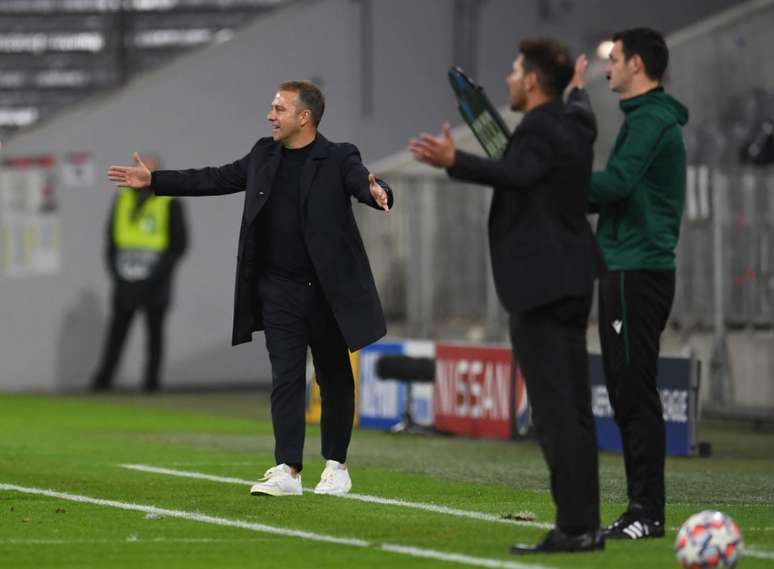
{"left": 108, "top": 80, "right": 393, "bottom": 497}
{"left": 410, "top": 39, "right": 605, "bottom": 554}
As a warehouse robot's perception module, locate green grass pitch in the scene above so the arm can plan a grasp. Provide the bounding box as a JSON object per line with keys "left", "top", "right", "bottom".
{"left": 1, "top": 392, "right": 772, "bottom": 568}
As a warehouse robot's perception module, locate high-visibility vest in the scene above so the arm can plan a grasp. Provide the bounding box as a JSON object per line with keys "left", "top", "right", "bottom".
{"left": 113, "top": 188, "right": 172, "bottom": 252}
{"left": 112, "top": 188, "right": 172, "bottom": 281}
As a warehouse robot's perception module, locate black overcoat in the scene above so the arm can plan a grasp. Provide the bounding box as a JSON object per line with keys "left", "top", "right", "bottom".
{"left": 448, "top": 94, "right": 604, "bottom": 313}
{"left": 152, "top": 134, "right": 393, "bottom": 350}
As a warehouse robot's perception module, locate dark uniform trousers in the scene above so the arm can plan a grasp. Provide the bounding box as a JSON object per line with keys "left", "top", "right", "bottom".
{"left": 597, "top": 269, "right": 675, "bottom": 523}
{"left": 259, "top": 273, "right": 355, "bottom": 472}
{"left": 509, "top": 294, "right": 599, "bottom": 533}
{"left": 93, "top": 291, "right": 167, "bottom": 392}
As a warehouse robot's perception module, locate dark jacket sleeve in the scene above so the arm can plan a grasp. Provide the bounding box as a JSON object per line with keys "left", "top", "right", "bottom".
{"left": 590, "top": 112, "right": 670, "bottom": 205}
{"left": 566, "top": 87, "right": 600, "bottom": 214}
{"left": 566, "top": 87, "right": 593, "bottom": 116}
{"left": 149, "top": 198, "right": 188, "bottom": 282}
{"left": 341, "top": 143, "right": 394, "bottom": 210}
{"left": 447, "top": 119, "right": 553, "bottom": 189}
{"left": 151, "top": 146, "right": 255, "bottom": 197}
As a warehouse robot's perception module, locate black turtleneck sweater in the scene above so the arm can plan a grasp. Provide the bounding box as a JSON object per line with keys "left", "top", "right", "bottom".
{"left": 257, "top": 140, "right": 316, "bottom": 283}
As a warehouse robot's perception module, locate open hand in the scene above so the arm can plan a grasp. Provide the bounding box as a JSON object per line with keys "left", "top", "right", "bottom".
{"left": 369, "top": 174, "right": 389, "bottom": 212}
{"left": 569, "top": 54, "right": 588, "bottom": 89}
{"left": 409, "top": 123, "right": 455, "bottom": 169}
{"left": 107, "top": 152, "right": 152, "bottom": 188}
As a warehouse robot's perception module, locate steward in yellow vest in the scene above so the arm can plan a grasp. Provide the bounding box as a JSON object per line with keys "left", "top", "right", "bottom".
{"left": 92, "top": 180, "right": 187, "bottom": 392}
{"left": 113, "top": 188, "right": 173, "bottom": 281}
{"left": 107, "top": 186, "right": 187, "bottom": 303}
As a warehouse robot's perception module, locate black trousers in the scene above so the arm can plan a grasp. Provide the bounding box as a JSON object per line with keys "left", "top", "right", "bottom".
{"left": 509, "top": 294, "right": 599, "bottom": 534}
{"left": 259, "top": 273, "right": 355, "bottom": 472}
{"left": 93, "top": 292, "right": 167, "bottom": 391}
{"left": 597, "top": 270, "right": 675, "bottom": 523}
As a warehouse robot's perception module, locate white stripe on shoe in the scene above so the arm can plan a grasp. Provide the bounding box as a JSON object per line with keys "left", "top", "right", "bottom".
{"left": 622, "top": 521, "right": 647, "bottom": 539}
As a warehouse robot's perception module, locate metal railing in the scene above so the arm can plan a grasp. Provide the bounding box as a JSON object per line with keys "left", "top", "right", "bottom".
{"left": 675, "top": 165, "right": 774, "bottom": 330}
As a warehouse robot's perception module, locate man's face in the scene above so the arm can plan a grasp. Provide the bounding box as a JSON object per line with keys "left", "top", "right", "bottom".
{"left": 266, "top": 90, "right": 308, "bottom": 143}
{"left": 606, "top": 40, "right": 634, "bottom": 94}
{"left": 506, "top": 55, "right": 528, "bottom": 112}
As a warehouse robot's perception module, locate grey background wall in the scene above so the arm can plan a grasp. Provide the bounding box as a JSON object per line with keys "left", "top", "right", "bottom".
{"left": 0, "top": 0, "right": 743, "bottom": 391}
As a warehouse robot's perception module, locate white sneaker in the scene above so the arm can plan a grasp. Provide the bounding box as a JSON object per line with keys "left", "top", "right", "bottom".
{"left": 314, "top": 460, "right": 352, "bottom": 495}
{"left": 249, "top": 464, "right": 302, "bottom": 496}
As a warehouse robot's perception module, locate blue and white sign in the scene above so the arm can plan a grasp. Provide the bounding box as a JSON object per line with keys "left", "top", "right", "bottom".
{"left": 590, "top": 354, "right": 699, "bottom": 456}
{"left": 359, "top": 339, "right": 435, "bottom": 430}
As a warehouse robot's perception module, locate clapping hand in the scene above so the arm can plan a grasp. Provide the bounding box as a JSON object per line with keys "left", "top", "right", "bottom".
{"left": 409, "top": 123, "right": 456, "bottom": 169}
{"left": 569, "top": 54, "right": 588, "bottom": 90}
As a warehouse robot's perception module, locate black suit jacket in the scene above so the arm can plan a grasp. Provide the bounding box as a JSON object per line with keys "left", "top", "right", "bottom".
{"left": 151, "top": 133, "right": 393, "bottom": 350}
{"left": 447, "top": 92, "right": 604, "bottom": 314}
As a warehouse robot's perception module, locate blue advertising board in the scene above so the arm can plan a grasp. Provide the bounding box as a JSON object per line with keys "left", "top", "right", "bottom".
{"left": 590, "top": 354, "right": 699, "bottom": 456}
{"left": 358, "top": 340, "right": 435, "bottom": 430}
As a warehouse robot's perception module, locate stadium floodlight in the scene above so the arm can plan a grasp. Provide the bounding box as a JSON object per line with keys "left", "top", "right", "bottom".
{"left": 596, "top": 39, "right": 614, "bottom": 60}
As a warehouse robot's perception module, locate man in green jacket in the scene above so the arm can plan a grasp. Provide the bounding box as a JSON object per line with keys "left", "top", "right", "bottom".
{"left": 571, "top": 28, "right": 688, "bottom": 540}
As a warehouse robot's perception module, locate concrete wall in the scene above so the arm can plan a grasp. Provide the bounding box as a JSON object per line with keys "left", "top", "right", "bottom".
{"left": 0, "top": 0, "right": 742, "bottom": 391}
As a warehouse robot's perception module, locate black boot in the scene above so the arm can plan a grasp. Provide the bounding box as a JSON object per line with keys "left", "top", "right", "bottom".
{"left": 510, "top": 528, "right": 605, "bottom": 555}
{"left": 602, "top": 511, "right": 665, "bottom": 540}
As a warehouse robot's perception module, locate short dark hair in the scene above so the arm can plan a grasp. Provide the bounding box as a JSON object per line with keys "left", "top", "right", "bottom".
{"left": 278, "top": 80, "right": 325, "bottom": 127}
{"left": 518, "top": 38, "right": 574, "bottom": 99}
{"left": 612, "top": 28, "right": 669, "bottom": 82}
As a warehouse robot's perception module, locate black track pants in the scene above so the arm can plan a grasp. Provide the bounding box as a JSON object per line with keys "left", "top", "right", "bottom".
{"left": 598, "top": 270, "right": 675, "bottom": 522}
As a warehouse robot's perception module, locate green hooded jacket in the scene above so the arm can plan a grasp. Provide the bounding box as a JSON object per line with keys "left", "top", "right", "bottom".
{"left": 591, "top": 88, "right": 689, "bottom": 271}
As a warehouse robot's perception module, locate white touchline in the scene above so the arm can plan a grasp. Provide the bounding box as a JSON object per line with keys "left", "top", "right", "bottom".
{"left": 118, "top": 464, "right": 553, "bottom": 530}
{"left": 0, "top": 483, "right": 553, "bottom": 569}
{"left": 381, "top": 544, "right": 543, "bottom": 569}
{"left": 0, "top": 482, "right": 364, "bottom": 547}
{"left": 0, "top": 538, "right": 273, "bottom": 545}
{"left": 746, "top": 548, "right": 774, "bottom": 561}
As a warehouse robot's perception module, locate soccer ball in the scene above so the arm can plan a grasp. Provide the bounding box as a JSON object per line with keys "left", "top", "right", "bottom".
{"left": 675, "top": 510, "right": 744, "bottom": 569}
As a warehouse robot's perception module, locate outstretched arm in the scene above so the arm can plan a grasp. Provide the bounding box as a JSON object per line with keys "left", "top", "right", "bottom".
{"left": 410, "top": 123, "right": 552, "bottom": 189}
{"left": 342, "top": 144, "right": 393, "bottom": 211}
{"left": 108, "top": 150, "right": 251, "bottom": 197}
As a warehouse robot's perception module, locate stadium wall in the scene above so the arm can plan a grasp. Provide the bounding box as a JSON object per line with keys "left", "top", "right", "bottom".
{"left": 0, "top": 0, "right": 739, "bottom": 391}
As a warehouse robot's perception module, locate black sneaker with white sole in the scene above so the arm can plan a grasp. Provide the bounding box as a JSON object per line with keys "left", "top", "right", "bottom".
{"left": 602, "top": 512, "right": 665, "bottom": 540}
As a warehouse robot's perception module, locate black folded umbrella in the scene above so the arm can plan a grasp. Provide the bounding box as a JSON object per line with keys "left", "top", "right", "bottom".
{"left": 448, "top": 66, "right": 511, "bottom": 159}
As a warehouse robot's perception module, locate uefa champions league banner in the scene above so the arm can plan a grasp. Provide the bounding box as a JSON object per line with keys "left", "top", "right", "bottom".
{"left": 431, "top": 344, "right": 697, "bottom": 454}
{"left": 358, "top": 340, "right": 435, "bottom": 430}
{"left": 358, "top": 339, "right": 698, "bottom": 455}
{"left": 589, "top": 354, "right": 700, "bottom": 456}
